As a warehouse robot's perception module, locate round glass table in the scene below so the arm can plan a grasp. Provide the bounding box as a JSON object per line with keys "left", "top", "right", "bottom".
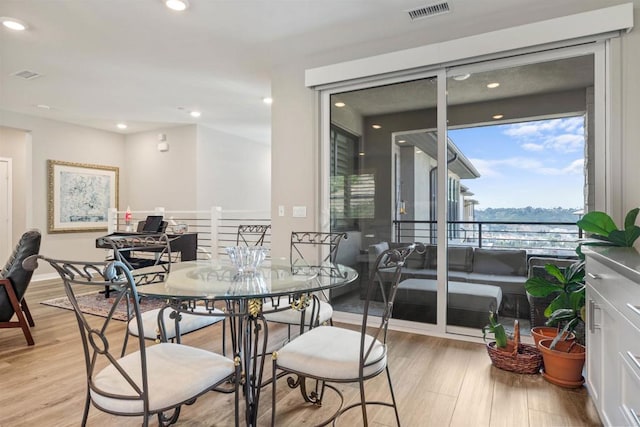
{"left": 135, "top": 259, "right": 358, "bottom": 427}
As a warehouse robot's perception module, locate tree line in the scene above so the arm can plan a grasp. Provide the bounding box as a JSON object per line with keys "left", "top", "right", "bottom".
{"left": 474, "top": 207, "right": 581, "bottom": 223}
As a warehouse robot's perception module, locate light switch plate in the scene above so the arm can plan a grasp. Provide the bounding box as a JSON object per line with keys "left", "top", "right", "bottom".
{"left": 292, "top": 206, "right": 307, "bottom": 218}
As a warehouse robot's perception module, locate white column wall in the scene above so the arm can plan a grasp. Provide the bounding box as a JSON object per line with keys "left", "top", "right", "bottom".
{"left": 124, "top": 125, "right": 197, "bottom": 211}
{"left": 196, "top": 125, "right": 270, "bottom": 211}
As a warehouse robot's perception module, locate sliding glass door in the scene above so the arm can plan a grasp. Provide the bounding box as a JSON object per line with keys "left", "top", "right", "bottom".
{"left": 323, "top": 42, "right": 605, "bottom": 339}
{"left": 327, "top": 76, "right": 441, "bottom": 325}
{"left": 445, "top": 52, "right": 595, "bottom": 336}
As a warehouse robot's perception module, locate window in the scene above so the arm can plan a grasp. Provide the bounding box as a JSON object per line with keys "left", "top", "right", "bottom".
{"left": 330, "top": 127, "right": 375, "bottom": 229}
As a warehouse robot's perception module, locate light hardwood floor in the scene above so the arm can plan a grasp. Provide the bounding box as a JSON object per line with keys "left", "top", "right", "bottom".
{"left": 0, "top": 279, "right": 602, "bottom": 427}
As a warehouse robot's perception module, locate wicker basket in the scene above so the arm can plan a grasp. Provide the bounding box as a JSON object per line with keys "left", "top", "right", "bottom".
{"left": 486, "top": 320, "right": 542, "bottom": 374}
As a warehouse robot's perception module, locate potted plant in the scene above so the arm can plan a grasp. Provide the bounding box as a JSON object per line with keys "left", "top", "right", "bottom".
{"left": 483, "top": 311, "right": 508, "bottom": 350}
{"left": 525, "top": 260, "right": 585, "bottom": 344}
{"left": 483, "top": 312, "right": 542, "bottom": 374}
{"left": 524, "top": 208, "right": 640, "bottom": 387}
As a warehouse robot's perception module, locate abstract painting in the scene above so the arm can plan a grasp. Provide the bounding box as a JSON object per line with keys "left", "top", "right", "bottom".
{"left": 48, "top": 160, "right": 119, "bottom": 233}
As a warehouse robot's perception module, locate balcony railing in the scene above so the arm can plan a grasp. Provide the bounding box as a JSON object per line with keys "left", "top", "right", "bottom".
{"left": 393, "top": 220, "right": 583, "bottom": 256}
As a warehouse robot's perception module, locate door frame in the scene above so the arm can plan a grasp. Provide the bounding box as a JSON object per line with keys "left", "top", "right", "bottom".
{"left": 0, "top": 157, "right": 13, "bottom": 261}
{"left": 321, "top": 41, "right": 609, "bottom": 339}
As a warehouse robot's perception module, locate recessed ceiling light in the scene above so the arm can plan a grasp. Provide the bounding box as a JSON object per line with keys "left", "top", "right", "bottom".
{"left": 358, "top": 152, "right": 365, "bottom": 156}
{"left": 165, "top": 0, "right": 189, "bottom": 11}
{"left": 334, "top": 102, "right": 346, "bottom": 108}
{"left": 416, "top": 149, "right": 422, "bottom": 154}
{"left": 35, "top": 104, "right": 51, "bottom": 110}
{"left": 492, "top": 114, "right": 504, "bottom": 120}
{"left": 452, "top": 74, "right": 471, "bottom": 81}
{"left": 372, "top": 124, "right": 382, "bottom": 129}
{"left": 262, "top": 97, "right": 273, "bottom": 105}
{"left": 116, "top": 123, "right": 127, "bottom": 129}
{"left": 397, "top": 139, "right": 406, "bottom": 143}
{"left": 487, "top": 82, "right": 500, "bottom": 89}
{"left": 190, "top": 111, "right": 201, "bottom": 118}
{"left": 1, "top": 17, "right": 28, "bottom": 31}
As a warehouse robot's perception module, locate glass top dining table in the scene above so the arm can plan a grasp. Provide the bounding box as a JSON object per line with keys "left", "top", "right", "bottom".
{"left": 134, "top": 258, "right": 358, "bottom": 427}
{"left": 134, "top": 259, "right": 358, "bottom": 300}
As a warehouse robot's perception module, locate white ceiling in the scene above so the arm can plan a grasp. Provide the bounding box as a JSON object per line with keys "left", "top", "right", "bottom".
{"left": 0, "top": 0, "right": 632, "bottom": 144}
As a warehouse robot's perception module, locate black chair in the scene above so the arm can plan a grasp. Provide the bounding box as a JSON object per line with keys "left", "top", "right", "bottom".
{"left": 102, "top": 234, "right": 226, "bottom": 354}
{"left": 236, "top": 224, "right": 270, "bottom": 247}
{"left": 97, "top": 233, "right": 173, "bottom": 298}
{"left": 26, "top": 255, "right": 240, "bottom": 427}
{"left": 0, "top": 230, "right": 41, "bottom": 346}
{"left": 262, "top": 231, "right": 347, "bottom": 337}
{"left": 271, "top": 243, "right": 417, "bottom": 426}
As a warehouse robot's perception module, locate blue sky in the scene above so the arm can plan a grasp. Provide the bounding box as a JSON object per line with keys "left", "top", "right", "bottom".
{"left": 448, "top": 116, "right": 585, "bottom": 209}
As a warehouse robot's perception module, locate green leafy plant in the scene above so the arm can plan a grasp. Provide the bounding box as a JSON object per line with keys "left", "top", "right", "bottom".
{"left": 576, "top": 208, "right": 640, "bottom": 258}
{"left": 525, "top": 261, "right": 585, "bottom": 349}
{"left": 482, "top": 311, "right": 508, "bottom": 349}
{"left": 525, "top": 208, "right": 640, "bottom": 350}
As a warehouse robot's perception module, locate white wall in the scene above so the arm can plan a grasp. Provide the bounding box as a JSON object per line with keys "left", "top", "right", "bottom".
{"left": 271, "top": 65, "right": 319, "bottom": 257}
{"left": 620, "top": 8, "right": 640, "bottom": 220}
{"left": 124, "top": 125, "right": 197, "bottom": 211}
{"left": 0, "top": 110, "right": 126, "bottom": 274}
{"left": 196, "top": 125, "right": 270, "bottom": 212}
{"left": 271, "top": 5, "right": 640, "bottom": 258}
{"left": 0, "top": 113, "right": 272, "bottom": 277}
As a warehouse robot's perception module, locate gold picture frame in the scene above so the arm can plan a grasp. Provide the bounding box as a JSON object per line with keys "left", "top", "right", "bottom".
{"left": 47, "top": 160, "right": 119, "bottom": 233}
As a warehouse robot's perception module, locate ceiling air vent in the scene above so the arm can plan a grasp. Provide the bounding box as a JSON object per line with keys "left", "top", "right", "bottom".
{"left": 406, "top": 2, "right": 450, "bottom": 21}
{"left": 13, "top": 69, "right": 41, "bottom": 80}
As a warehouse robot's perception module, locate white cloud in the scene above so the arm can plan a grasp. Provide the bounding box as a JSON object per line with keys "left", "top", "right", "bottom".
{"left": 503, "top": 116, "right": 585, "bottom": 154}
{"left": 539, "top": 158, "right": 584, "bottom": 175}
{"left": 504, "top": 120, "right": 563, "bottom": 137}
{"left": 468, "top": 158, "right": 501, "bottom": 177}
{"left": 560, "top": 117, "right": 584, "bottom": 133}
{"left": 546, "top": 134, "right": 583, "bottom": 153}
{"left": 471, "top": 156, "right": 583, "bottom": 177}
{"left": 469, "top": 157, "right": 543, "bottom": 176}
{"left": 522, "top": 143, "right": 544, "bottom": 152}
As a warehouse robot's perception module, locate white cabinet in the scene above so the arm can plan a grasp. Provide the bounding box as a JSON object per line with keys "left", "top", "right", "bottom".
{"left": 586, "top": 248, "right": 640, "bottom": 427}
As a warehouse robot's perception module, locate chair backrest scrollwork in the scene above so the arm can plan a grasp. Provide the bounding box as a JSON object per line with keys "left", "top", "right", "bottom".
{"left": 236, "top": 224, "right": 270, "bottom": 247}
{"left": 97, "top": 233, "right": 172, "bottom": 285}
{"left": 290, "top": 231, "right": 347, "bottom": 278}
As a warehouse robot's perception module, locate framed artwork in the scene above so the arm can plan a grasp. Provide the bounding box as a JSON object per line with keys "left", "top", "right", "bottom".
{"left": 47, "top": 160, "right": 119, "bottom": 233}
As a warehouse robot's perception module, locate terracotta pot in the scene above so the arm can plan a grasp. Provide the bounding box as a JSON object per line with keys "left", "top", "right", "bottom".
{"left": 531, "top": 326, "right": 575, "bottom": 348}
{"left": 538, "top": 338, "right": 585, "bottom": 388}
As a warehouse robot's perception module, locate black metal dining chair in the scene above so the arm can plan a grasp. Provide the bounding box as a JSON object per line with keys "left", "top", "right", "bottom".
{"left": 236, "top": 224, "right": 271, "bottom": 247}
{"left": 270, "top": 243, "right": 418, "bottom": 426}
{"left": 262, "top": 231, "right": 347, "bottom": 338}
{"left": 101, "top": 234, "right": 226, "bottom": 355}
{"left": 25, "top": 255, "right": 240, "bottom": 427}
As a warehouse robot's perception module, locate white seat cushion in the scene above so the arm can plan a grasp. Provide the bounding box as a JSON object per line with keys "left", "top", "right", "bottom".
{"left": 262, "top": 299, "right": 332, "bottom": 326}
{"left": 275, "top": 325, "right": 386, "bottom": 380}
{"left": 128, "top": 306, "right": 224, "bottom": 340}
{"left": 91, "top": 343, "right": 234, "bottom": 414}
